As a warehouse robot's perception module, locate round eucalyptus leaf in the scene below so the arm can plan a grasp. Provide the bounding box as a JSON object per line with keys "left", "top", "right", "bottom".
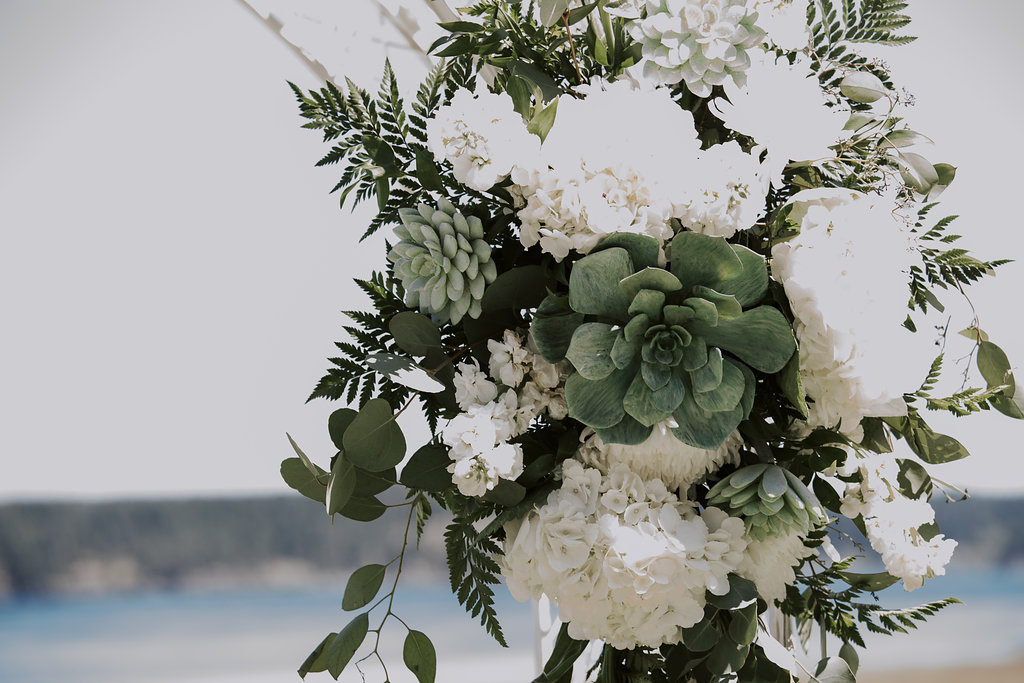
{"left": 328, "top": 409, "right": 358, "bottom": 451}
{"left": 389, "top": 311, "right": 442, "bottom": 356}
{"left": 342, "top": 398, "right": 406, "bottom": 472}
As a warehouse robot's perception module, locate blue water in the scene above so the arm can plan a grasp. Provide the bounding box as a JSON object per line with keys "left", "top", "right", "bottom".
{"left": 0, "top": 569, "right": 1022, "bottom": 681}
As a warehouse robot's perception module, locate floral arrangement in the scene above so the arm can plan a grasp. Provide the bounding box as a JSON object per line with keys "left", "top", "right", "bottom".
{"left": 279, "top": 1, "right": 1021, "bottom": 681}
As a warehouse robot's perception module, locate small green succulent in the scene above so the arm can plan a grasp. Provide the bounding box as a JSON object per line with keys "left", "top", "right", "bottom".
{"left": 706, "top": 464, "right": 827, "bottom": 540}
{"left": 530, "top": 231, "right": 795, "bottom": 449}
{"left": 387, "top": 199, "right": 497, "bottom": 324}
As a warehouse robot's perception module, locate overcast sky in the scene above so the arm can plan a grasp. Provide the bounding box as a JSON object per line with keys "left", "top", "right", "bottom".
{"left": 1, "top": 0, "right": 1022, "bottom": 500}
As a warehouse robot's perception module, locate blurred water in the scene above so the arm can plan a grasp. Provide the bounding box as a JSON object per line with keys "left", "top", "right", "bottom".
{"left": 0, "top": 569, "right": 1022, "bottom": 682}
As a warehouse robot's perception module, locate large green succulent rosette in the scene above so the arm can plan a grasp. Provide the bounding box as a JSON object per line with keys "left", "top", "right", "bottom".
{"left": 531, "top": 231, "right": 796, "bottom": 450}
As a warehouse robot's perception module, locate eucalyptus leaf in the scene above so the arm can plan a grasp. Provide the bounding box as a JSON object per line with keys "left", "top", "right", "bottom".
{"left": 707, "top": 575, "right": 758, "bottom": 610}
{"left": 366, "top": 352, "right": 445, "bottom": 393}
{"left": 400, "top": 445, "right": 453, "bottom": 492}
{"left": 325, "top": 612, "right": 368, "bottom": 679}
{"left": 327, "top": 409, "right": 357, "bottom": 451}
{"left": 338, "top": 495, "right": 387, "bottom": 522}
{"left": 414, "top": 148, "right": 444, "bottom": 192}
{"left": 404, "top": 630, "right": 437, "bottom": 683}
{"left": 281, "top": 457, "right": 328, "bottom": 504}
{"left": 326, "top": 452, "right": 356, "bottom": 516}
{"left": 342, "top": 398, "right": 406, "bottom": 472}
{"left": 879, "top": 129, "right": 933, "bottom": 149}
{"left": 298, "top": 632, "right": 335, "bottom": 678}
{"left": 839, "top": 642, "right": 860, "bottom": 675}
{"left": 728, "top": 604, "right": 758, "bottom": 646}
{"left": 837, "top": 570, "right": 900, "bottom": 591}
{"left": 342, "top": 564, "right": 387, "bottom": 611}
{"left": 539, "top": 0, "right": 571, "bottom": 27}
{"left": 389, "top": 312, "right": 442, "bottom": 356}
{"left": 354, "top": 466, "right": 396, "bottom": 496}
{"left": 533, "top": 623, "right": 587, "bottom": 683}
{"left": 978, "top": 340, "right": 1015, "bottom": 392}
{"left": 812, "top": 656, "right": 856, "bottom": 683}
{"left": 287, "top": 433, "right": 323, "bottom": 476}
{"left": 897, "top": 151, "right": 940, "bottom": 193}
{"left": 840, "top": 71, "right": 888, "bottom": 102}
{"left": 681, "top": 617, "right": 721, "bottom": 652}
{"left": 483, "top": 478, "right": 527, "bottom": 507}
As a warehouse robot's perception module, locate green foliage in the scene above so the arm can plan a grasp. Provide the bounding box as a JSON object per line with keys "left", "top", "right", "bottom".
{"left": 908, "top": 209, "right": 1009, "bottom": 316}
{"left": 443, "top": 504, "right": 508, "bottom": 647}
{"left": 808, "top": 0, "right": 915, "bottom": 89}
{"left": 403, "top": 630, "right": 437, "bottom": 683}
{"left": 784, "top": 557, "right": 960, "bottom": 648}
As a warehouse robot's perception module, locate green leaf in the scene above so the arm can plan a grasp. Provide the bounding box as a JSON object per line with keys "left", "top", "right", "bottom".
{"left": 813, "top": 656, "right": 856, "bottom": 683}
{"left": 933, "top": 162, "right": 957, "bottom": 187}
{"left": 566, "top": 323, "right": 619, "bottom": 380}
{"left": 778, "top": 351, "right": 809, "bottom": 418}
{"left": 879, "top": 129, "right": 933, "bottom": 149}
{"left": 504, "top": 74, "right": 532, "bottom": 118}
{"left": 404, "top": 630, "right": 437, "bottom": 683}
{"left": 400, "top": 445, "right": 453, "bottom": 492}
{"left": 338, "top": 495, "right": 387, "bottom": 522}
{"left": 707, "top": 575, "right": 758, "bottom": 610}
{"left": 327, "top": 409, "right": 358, "bottom": 451}
{"left": 415, "top": 148, "right": 444, "bottom": 192}
{"left": 342, "top": 564, "right": 387, "bottom": 611}
{"left": 568, "top": 247, "right": 633, "bottom": 318}
{"left": 840, "top": 71, "right": 888, "bottom": 102}
{"left": 354, "top": 466, "right": 396, "bottom": 496}
{"left": 908, "top": 425, "right": 970, "bottom": 464}
{"left": 366, "top": 352, "right": 445, "bottom": 393}
{"left": 325, "top": 612, "right": 368, "bottom": 679}
{"left": 326, "top": 452, "right": 356, "bottom": 516}
{"left": 897, "top": 151, "right": 940, "bottom": 193}
{"left": 389, "top": 312, "right": 443, "bottom": 356}
{"left": 728, "top": 604, "right": 758, "bottom": 645}
{"left": 298, "top": 632, "right": 335, "bottom": 678}
{"left": 896, "top": 458, "right": 932, "bottom": 499}
{"left": 837, "top": 570, "right": 900, "bottom": 591}
{"left": 839, "top": 642, "right": 860, "bottom": 675}
{"left": 437, "top": 20, "right": 485, "bottom": 33}
{"left": 281, "top": 457, "right": 327, "bottom": 504}
{"left": 527, "top": 96, "right": 559, "bottom": 142}
{"left": 978, "top": 340, "right": 1015, "bottom": 393}
{"left": 991, "top": 389, "right": 1024, "bottom": 420}
{"left": 483, "top": 478, "right": 527, "bottom": 506}
{"left": 618, "top": 267, "right": 682, "bottom": 299}
{"left": 482, "top": 265, "right": 548, "bottom": 311}
{"left": 533, "top": 623, "right": 587, "bottom": 683}
{"left": 669, "top": 232, "right": 742, "bottom": 294}
{"left": 539, "top": 0, "right": 571, "bottom": 27}
{"left": 681, "top": 616, "right": 720, "bottom": 652}
{"left": 707, "top": 639, "right": 748, "bottom": 675}
{"left": 530, "top": 294, "right": 585, "bottom": 363}
{"left": 343, "top": 398, "right": 406, "bottom": 472}
{"left": 287, "top": 433, "right": 323, "bottom": 476}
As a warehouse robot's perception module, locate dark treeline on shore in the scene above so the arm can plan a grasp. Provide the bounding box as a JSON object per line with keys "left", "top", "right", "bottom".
{"left": 0, "top": 493, "right": 1021, "bottom": 598}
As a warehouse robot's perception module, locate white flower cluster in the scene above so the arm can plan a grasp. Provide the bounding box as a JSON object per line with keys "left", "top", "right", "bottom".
{"left": 771, "top": 189, "right": 927, "bottom": 441}
{"left": 628, "top": 0, "right": 766, "bottom": 98}
{"left": 674, "top": 141, "right": 768, "bottom": 238}
{"left": 710, "top": 51, "right": 846, "bottom": 185}
{"left": 444, "top": 330, "right": 568, "bottom": 496}
{"left": 578, "top": 423, "right": 742, "bottom": 492}
{"left": 427, "top": 88, "right": 539, "bottom": 192}
{"left": 747, "top": 0, "right": 810, "bottom": 51}
{"left": 501, "top": 460, "right": 748, "bottom": 649}
{"left": 511, "top": 80, "right": 701, "bottom": 260}
{"left": 840, "top": 452, "right": 957, "bottom": 591}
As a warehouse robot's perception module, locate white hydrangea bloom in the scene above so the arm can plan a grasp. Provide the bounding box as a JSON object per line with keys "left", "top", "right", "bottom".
{"left": 709, "top": 51, "right": 846, "bottom": 185}
{"left": 502, "top": 460, "right": 748, "bottom": 649}
{"left": 579, "top": 423, "right": 743, "bottom": 492}
{"left": 488, "top": 329, "right": 532, "bottom": 388}
{"left": 426, "top": 88, "right": 540, "bottom": 192}
{"left": 747, "top": 0, "right": 810, "bottom": 51}
{"left": 771, "top": 189, "right": 928, "bottom": 441}
{"left": 452, "top": 360, "right": 499, "bottom": 410}
{"left": 737, "top": 528, "right": 814, "bottom": 602}
{"left": 840, "top": 451, "right": 957, "bottom": 591}
{"left": 511, "top": 80, "right": 701, "bottom": 260}
{"left": 674, "top": 140, "right": 768, "bottom": 237}
{"left": 628, "top": 0, "right": 766, "bottom": 98}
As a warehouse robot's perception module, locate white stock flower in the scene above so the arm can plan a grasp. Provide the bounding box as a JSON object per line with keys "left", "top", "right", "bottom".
{"left": 772, "top": 189, "right": 927, "bottom": 441}
{"left": 675, "top": 140, "right": 769, "bottom": 237}
{"left": 488, "top": 329, "right": 532, "bottom": 388}
{"left": 709, "top": 51, "right": 846, "bottom": 185}
{"left": 442, "top": 397, "right": 524, "bottom": 496}
{"left": 501, "top": 460, "right": 748, "bottom": 649}
{"left": 579, "top": 423, "right": 742, "bottom": 492}
{"left": 426, "top": 88, "right": 539, "bottom": 191}
{"left": 747, "top": 0, "right": 811, "bottom": 51}
{"left": 453, "top": 360, "right": 499, "bottom": 410}
{"left": 629, "top": 0, "right": 766, "bottom": 98}
{"left": 841, "top": 450, "right": 957, "bottom": 591}
{"left": 511, "top": 80, "right": 701, "bottom": 259}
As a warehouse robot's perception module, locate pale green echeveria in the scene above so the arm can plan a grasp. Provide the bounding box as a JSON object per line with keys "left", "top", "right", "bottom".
{"left": 531, "top": 231, "right": 796, "bottom": 450}
{"left": 706, "top": 463, "right": 827, "bottom": 540}
{"left": 387, "top": 199, "right": 497, "bottom": 325}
